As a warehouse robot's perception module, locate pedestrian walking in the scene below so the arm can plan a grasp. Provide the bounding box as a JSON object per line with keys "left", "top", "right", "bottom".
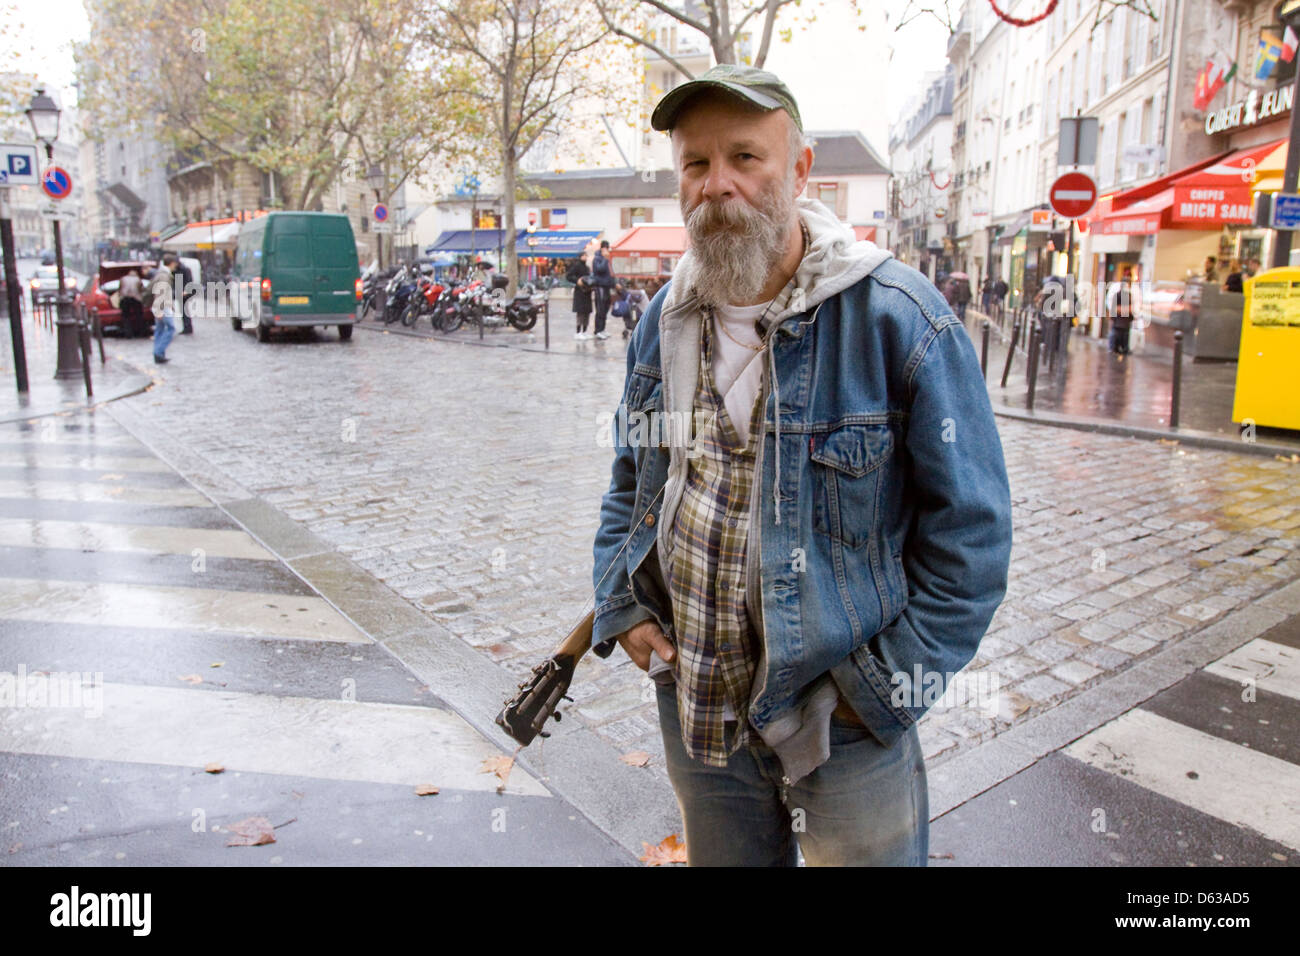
{"left": 1106, "top": 268, "right": 1134, "bottom": 356}
{"left": 119, "top": 267, "right": 144, "bottom": 338}
{"left": 565, "top": 252, "right": 593, "bottom": 339}
{"left": 166, "top": 254, "right": 196, "bottom": 334}
{"left": 591, "top": 239, "right": 616, "bottom": 340}
{"left": 591, "top": 63, "right": 1012, "bottom": 867}
{"left": 151, "top": 257, "right": 179, "bottom": 363}
{"left": 981, "top": 276, "right": 994, "bottom": 315}
{"left": 951, "top": 273, "right": 971, "bottom": 320}
{"left": 992, "top": 277, "right": 1008, "bottom": 321}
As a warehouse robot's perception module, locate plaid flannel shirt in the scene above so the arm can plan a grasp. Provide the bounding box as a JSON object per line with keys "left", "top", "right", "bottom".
{"left": 665, "top": 319, "right": 764, "bottom": 767}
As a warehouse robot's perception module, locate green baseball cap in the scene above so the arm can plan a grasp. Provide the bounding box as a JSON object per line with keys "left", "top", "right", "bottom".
{"left": 650, "top": 63, "right": 803, "bottom": 132}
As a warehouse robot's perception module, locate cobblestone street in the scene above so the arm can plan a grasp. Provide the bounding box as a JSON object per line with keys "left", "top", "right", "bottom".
{"left": 105, "top": 314, "right": 1300, "bottom": 780}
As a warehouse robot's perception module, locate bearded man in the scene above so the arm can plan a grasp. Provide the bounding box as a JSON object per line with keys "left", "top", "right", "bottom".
{"left": 590, "top": 65, "right": 1012, "bottom": 866}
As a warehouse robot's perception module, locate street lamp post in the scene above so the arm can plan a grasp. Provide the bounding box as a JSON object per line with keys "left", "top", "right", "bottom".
{"left": 26, "top": 88, "right": 80, "bottom": 381}
{"left": 366, "top": 164, "right": 385, "bottom": 271}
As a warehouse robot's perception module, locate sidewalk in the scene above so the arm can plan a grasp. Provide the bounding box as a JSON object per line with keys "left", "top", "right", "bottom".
{"left": 965, "top": 307, "right": 1300, "bottom": 456}
{"left": 0, "top": 306, "right": 153, "bottom": 423}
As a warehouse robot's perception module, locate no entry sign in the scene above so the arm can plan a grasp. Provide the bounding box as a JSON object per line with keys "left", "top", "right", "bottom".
{"left": 1050, "top": 171, "right": 1097, "bottom": 219}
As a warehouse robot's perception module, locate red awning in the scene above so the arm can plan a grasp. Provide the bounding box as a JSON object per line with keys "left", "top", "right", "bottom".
{"left": 610, "top": 225, "right": 687, "bottom": 256}
{"left": 852, "top": 225, "right": 878, "bottom": 242}
{"left": 1086, "top": 138, "right": 1282, "bottom": 234}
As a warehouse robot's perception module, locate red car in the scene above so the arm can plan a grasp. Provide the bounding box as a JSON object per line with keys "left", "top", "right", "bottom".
{"left": 75, "top": 261, "right": 159, "bottom": 336}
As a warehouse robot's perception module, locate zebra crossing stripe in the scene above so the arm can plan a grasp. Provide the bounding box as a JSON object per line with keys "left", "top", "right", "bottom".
{"left": 0, "top": 517, "right": 275, "bottom": 561}
{"left": 0, "top": 479, "right": 210, "bottom": 508}
{"left": 0, "top": 579, "right": 369, "bottom": 643}
{"left": 1065, "top": 708, "right": 1300, "bottom": 851}
{"left": 1205, "top": 638, "right": 1300, "bottom": 703}
{"left": 0, "top": 450, "right": 172, "bottom": 473}
{"left": 0, "top": 681, "right": 548, "bottom": 796}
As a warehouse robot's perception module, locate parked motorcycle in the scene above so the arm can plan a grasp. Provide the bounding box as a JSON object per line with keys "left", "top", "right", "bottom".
{"left": 383, "top": 266, "right": 418, "bottom": 325}
{"left": 401, "top": 274, "right": 447, "bottom": 328}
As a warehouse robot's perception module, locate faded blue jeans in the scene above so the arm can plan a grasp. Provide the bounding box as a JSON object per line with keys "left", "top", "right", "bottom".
{"left": 655, "top": 681, "right": 928, "bottom": 866}
{"left": 153, "top": 311, "right": 175, "bottom": 359}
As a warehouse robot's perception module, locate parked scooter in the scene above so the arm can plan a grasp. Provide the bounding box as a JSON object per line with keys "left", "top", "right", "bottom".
{"left": 383, "top": 265, "right": 418, "bottom": 325}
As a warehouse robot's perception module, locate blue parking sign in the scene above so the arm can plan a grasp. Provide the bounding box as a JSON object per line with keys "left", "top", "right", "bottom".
{"left": 1272, "top": 193, "right": 1300, "bottom": 230}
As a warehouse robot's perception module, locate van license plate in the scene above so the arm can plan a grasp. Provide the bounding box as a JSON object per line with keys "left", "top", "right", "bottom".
{"left": 279, "top": 295, "right": 310, "bottom": 305}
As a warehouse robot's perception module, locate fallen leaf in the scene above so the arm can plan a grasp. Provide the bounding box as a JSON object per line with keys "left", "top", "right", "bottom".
{"left": 178, "top": 674, "right": 203, "bottom": 684}
{"left": 209, "top": 662, "right": 224, "bottom": 668}
{"left": 204, "top": 762, "right": 224, "bottom": 774}
{"left": 414, "top": 783, "right": 440, "bottom": 796}
{"left": 7, "top": 843, "right": 20, "bottom": 855}
{"left": 225, "top": 816, "right": 276, "bottom": 847}
{"left": 620, "top": 750, "right": 651, "bottom": 767}
{"left": 479, "top": 755, "right": 515, "bottom": 792}
{"left": 640, "top": 833, "right": 687, "bottom": 866}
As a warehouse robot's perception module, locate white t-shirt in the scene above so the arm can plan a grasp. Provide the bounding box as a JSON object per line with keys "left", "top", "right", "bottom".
{"left": 709, "top": 300, "right": 770, "bottom": 723}
{"left": 711, "top": 300, "right": 770, "bottom": 445}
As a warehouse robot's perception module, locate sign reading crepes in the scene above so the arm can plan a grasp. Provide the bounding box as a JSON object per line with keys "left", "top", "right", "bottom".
{"left": 1171, "top": 185, "right": 1253, "bottom": 224}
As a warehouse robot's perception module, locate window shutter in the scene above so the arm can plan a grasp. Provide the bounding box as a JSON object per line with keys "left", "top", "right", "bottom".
{"left": 620, "top": 207, "right": 630, "bottom": 229}
{"left": 644, "top": 207, "right": 654, "bottom": 223}
{"left": 836, "top": 181, "right": 848, "bottom": 219}
{"left": 541, "top": 208, "right": 551, "bottom": 228}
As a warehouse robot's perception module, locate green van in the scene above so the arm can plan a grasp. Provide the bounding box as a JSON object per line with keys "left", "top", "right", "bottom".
{"left": 232, "top": 212, "right": 361, "bottom": 342}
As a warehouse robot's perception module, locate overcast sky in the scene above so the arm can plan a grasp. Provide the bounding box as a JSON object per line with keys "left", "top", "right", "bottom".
{"left": 9, "top": 0, "right": 954, "bottom": 159}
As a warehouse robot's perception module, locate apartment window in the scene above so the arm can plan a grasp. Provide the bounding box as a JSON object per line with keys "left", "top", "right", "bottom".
{"left": 620, "top": 206, "right": 653, "bottom": 228}
{"left": 811, "top": 181, "right": 848, "bottom": 218}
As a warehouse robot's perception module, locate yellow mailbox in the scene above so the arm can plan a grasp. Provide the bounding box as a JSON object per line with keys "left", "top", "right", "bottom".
{"left": 1233, "top": 268, "right": 1300, "bottom": 430}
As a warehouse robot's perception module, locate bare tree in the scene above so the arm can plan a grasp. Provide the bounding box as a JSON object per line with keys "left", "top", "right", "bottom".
{"left": 426, "top": 0, "right": 611, "bottom": 294}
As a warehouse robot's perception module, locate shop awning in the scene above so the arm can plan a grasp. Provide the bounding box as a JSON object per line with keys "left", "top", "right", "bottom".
{"left": 852, "top": 225, "right": 878, "bottom": 242}
{"left": 160, "top": 218, "right": 242, "bottom": 251}
{"left": 610, "top": 225, "right": 687, "bottom": 257}
{"left": 1253, "top": 140, "right": 1288, "bottom": 194}
{"left": 426, "top": 229, "right": 514, "bottom": 254}
{"left": 518, "top": 229, "right": 602, "bottom": 256}
{"left": 1085, "top": 140, "right": 1281, "bottom": 233}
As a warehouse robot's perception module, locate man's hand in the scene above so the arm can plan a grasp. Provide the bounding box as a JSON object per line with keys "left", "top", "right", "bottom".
{"left": 617, "top": 619, "right": 675, "bottom": 672}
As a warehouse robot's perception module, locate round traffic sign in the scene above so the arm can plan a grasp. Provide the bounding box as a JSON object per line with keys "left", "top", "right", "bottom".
{"left": 373, "top": 203, "right": 388, "bottom": 222}
{"left": 41, "top": 166, "right": 73, "bottom": 200}
{"left": 1050, "top": 171, "right": 1097, "bottom": 219}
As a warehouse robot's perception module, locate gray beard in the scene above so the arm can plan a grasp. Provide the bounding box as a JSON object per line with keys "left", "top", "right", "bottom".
{"left": 683, "top": 183, "right": 794, "bottom": 307}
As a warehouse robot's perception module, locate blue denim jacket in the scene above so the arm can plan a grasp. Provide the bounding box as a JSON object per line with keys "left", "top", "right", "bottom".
{"left": 592, "top": 200, "right": 1013, "bottom": 782}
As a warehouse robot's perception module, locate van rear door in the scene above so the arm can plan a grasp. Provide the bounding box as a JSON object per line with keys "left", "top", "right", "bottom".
{"left": 267, "top": 217, "right": 315, "bottom": 316}
{"left": 310, "top": 219, "right": 359, "bottom": 315}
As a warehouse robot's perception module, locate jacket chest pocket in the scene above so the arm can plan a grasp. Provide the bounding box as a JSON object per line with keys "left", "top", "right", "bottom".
{"left": 810, "top": 424, "right": 894, "bottom": 550}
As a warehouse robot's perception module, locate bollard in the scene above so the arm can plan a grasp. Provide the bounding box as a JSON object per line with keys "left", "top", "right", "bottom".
{"left": 53, "top": 295, "right": 84, "bottom": 381}
{"left": 77, "top": 310, "right": 94, "bottom": 397}
{"left": 1000, "top": 313, "right": 1021, "bottom": 388}
{"left": 980, "top": 319, "right": 990, "bottom": 379}
{"left": 1171, "top": 330, "right": 1183, "bottom": 429}
{"left": 1026, "top": 324, "right": 1041, "bottom": 410}
{"left": 544, "top": 291, "right": 550, "bottom": 350}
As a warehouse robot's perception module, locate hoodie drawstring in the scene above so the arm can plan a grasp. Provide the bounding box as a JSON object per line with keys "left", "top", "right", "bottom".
{"left": 770, "top": 337, "right": 781, "bottom": 525}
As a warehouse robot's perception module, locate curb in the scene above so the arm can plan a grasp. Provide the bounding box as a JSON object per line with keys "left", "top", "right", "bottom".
{"left": 0, "top": 363, "right": 154, "bottom": 425}
{"left": 988, "top": 403, "right": 1300, "bottom": 459}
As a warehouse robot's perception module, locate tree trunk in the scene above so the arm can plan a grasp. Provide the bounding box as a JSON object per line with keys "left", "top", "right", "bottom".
{"left": 503, "top": 144, "right": 518, "bottom": 299}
